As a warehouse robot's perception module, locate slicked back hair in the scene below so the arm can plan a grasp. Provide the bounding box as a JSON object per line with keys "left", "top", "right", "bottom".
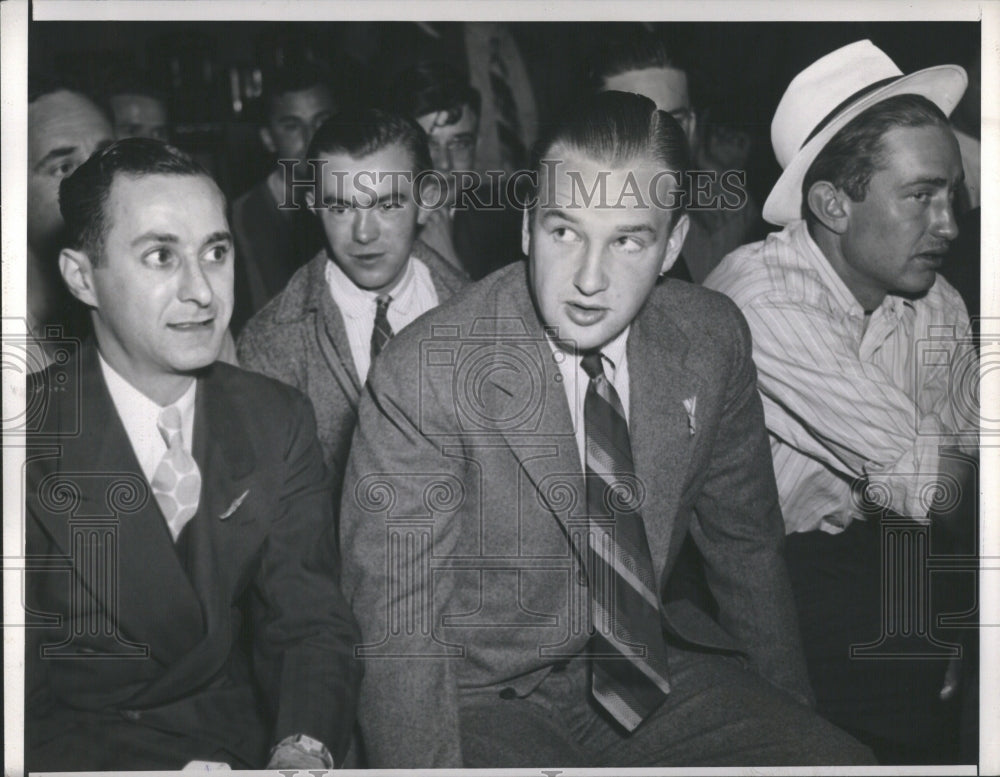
{"left": 588, "top": 34, "right": 687, "bottom": 93}
{"left": 387, "top": 59, "right": 482, "bottom": 126}
{"left": 528, "top": 90, "right": 691, "bottom": 210}
{"left": 306, "top": 107, "right": 432, "bottom": 180}
{"left": 59, "top": 137, "right": 213, "bottom": 264}
{"left": 802, "top": 93, "right": 951, "bottom": 222}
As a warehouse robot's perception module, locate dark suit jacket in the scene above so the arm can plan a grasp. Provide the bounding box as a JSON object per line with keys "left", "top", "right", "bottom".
{"left": 237, "top": 240, "right": 468, "bottom": 489}
{"left": 24, "top": 342, "right": 361, "bottom": 770}
{"left": 339, "top": 262, "right": 813, "bottom": 768}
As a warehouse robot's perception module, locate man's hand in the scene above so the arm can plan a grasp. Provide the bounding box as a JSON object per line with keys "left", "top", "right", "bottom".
{"left": 266, "top": 734, "right": 335, "bottom": 769}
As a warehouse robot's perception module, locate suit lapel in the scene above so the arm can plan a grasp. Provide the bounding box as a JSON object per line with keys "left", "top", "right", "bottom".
{"left": 486, "top": 272, "right": 585, "bottom": 537}
{"left": 629, "top": 293, "right": 705, "bottom": 590}
{"left": 38, "top": 343, "right": 207, "bottom": 665}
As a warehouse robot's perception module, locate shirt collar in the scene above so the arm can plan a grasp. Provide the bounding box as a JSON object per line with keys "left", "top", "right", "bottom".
{"left": 325, "top": 254, "right": 418, "bottom": 320}
{"left": 545, "top": 325, "right": 630, "bottom": 380}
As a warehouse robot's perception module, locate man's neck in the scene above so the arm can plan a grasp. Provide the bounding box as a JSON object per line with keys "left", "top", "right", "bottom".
{"left": 95, "top": 339, "right": 196, "bottom": 407}
{"left": 807, "top": 221, "right": 887, "bottom": 312}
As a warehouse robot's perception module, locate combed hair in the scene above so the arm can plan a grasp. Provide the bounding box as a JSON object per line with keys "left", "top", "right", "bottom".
{"left": 59, "top": 138, "right": 211, "bottom": 262}
{"left": 386, "top": 59, "right": 481, "bottom": 125}
{"left": 306, "top": 107, "right": 432, "bottom": 179}
{"left": 527, "top": 90, "right": 691, "bottom": 206}
{"left": 587, "top": 33, "right": 686, "bottom": 93}
{"left": 802, "top": 93, "right": 951, "bottom": 220}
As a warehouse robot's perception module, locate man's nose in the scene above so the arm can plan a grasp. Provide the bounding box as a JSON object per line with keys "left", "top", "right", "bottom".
{"left": 178, "top": 258, "right": 214, "bottom": 306}
{"left": 353, "top": 209, "right": 379, "bottom": 244}
{"left": 573, "top": 243, "right": 609, "bottom": 295}
{"left": 931, "top": 197, "right": 959, "bottom": 242}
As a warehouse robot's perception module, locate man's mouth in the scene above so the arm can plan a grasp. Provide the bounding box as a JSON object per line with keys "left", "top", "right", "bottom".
{"left": 352, "top": 252, "right": 384, "bottom": 263}
{"left": 168, "top": 318, "right": 215, "bottom": 331}
{"left": 564, "top": 301, "right": 608, "bottom": 326}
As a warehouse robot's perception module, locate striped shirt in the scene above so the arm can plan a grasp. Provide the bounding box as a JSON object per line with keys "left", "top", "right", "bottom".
{"left": 706, "top": 220, "right": 977, "bottom": 534}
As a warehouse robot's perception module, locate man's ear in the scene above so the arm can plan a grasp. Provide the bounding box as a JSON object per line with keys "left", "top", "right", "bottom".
{"left": 416, "top": 174, "right": 442, "bottom": 227}
{"left": 521, "top": 208, "right": 531, "bottom": 257}
{"left": 806, "top": 181, "right": 850, "bottom": 234}
{"left": 59, "top": 248, "right": 99, "bottom": 308}
{"left": 659, "top": 212, "right": 690, "bottom": 275}
{"left": 259, "top": 126, "right": 276, "bottom": 154}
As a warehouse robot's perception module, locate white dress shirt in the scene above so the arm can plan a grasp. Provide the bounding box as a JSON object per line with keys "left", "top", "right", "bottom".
{"left": 325, "top": 256, "right": 440, "bottom": 381}
{"left": 99, "top": 353, "right": 197, "bottom": 483}
{"left": 547, "top": 327, "right": 631, "bottom": 471}
{"left": 706, "top": 219, "right": 977, "bottom": 533}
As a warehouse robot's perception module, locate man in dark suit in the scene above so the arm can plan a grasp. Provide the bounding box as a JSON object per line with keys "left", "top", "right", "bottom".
{"left": 238, "top": 108, "right": 467, "bottom": 489}
{"left": 338, "top": 91, "right": 874, "bottom": 768}
{"left": 25, "top": 138, "right": 360, "bottom": 770}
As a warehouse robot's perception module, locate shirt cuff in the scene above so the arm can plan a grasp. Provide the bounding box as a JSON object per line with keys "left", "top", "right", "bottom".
{"left": 864, "top": 414, "right": 945, "bottom": 520}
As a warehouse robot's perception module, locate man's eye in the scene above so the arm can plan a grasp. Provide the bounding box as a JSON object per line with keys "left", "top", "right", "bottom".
{"left": 143, "top": 248, "right": 174, "bottom": 267}
{"left": 910, "top": 191, "right": 932, "bottom": 202}
{"left": 615, "top": 236, "right": 644, "bottom": 253}
{"left": 50, "top": 160, "right": 77, "bottom": 179}
{"left": 329, "top": 205, "right": 349, "bottom": 215}
{"left": 552, "top": 227, "right": 579, "bottom": 243}
{"left": 205, "top": 245, "right": 230, "bottom": 263}
{"left": 381, "top": 200, "right": 402, "bottom": 211}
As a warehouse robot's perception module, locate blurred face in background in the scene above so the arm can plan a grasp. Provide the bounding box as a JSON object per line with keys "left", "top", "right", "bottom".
{"left": 416, "top": 103, "right": 479, "bottom": 205}
{"left": 262, "top": 83, "right": 336, "bottom": 171}
{"left": 28, "top": 90, "right": 113, "bottom": 257}
{"left": 110, "top": 93, "right": 170, "bottom": 142}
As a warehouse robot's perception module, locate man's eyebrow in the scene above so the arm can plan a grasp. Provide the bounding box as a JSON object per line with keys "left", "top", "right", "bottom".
{"left": 32, "top": 146, "right": 77, "bottom": 171}
{"left": 202, "top": 231, "right": 233, "bottom": 248}
{"left": 540, "top": 208, "right": 580, "bottom": 224}
{"left": 901, "top": 176, "right": 950, "bottom": 188}
{"left": 131, "top": 232, "right": 179, "bottom": 247}
{"left": 615, "top": 223, "right": 657, "bottom": 235}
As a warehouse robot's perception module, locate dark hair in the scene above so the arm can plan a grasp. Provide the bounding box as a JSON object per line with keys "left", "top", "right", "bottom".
{"left": 802, "top": 93, "right": 950, "bottom": 220}
{"left": 588, "top": 33, "right": 688, "bottom": 93}
{"left": 307, "top": 107, "right": 432, "bottom": 179}
{"left": 386, "top": 59, "right": 481, "bottom": 125}
{"left": 263, "top": 60, "right": 336, "bottom": 120}
{"left": 59, "top": 138, "right": 212, "bottom": 262}
{"left": 527, "top": 90, "right": 691, "bottom": 208}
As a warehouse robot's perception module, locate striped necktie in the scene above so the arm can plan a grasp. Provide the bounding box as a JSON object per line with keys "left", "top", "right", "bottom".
{"left": 151, "top": 405, "right": 201, "bottom": 542}
{"left": 370, "top": 294, "right": 394, "bottom": 360}
{"left": 581, "top": 351, "right": 671, "bottom": 731}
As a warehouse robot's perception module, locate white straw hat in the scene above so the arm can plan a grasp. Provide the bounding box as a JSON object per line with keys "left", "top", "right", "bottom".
{"left": 762, "top": 40, "right": 967, "bottom": 226}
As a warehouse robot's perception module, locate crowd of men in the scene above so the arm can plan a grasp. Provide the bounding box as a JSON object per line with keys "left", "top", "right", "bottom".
{"left": 20, "top": 29, "right": 981, "bottom": 770}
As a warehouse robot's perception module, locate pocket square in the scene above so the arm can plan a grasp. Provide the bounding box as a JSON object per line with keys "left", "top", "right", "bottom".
{"left": 219, "top": 489, "right": 249, "bottom": 520}
{"left": 682, "top": 396, "right": 697, "bottom": 436}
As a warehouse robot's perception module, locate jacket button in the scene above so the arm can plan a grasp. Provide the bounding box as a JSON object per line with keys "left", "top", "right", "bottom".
{"left": 577, "top": 569, "right": 588, "bottom": 586}
{"left": 498, "top": 687, "right": 517, "bottom": 700}
{"left": 121, "top": 709, "right": 141, "bottom": 721}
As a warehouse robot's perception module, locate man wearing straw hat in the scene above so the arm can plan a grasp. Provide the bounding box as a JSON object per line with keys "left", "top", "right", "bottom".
{"left": 706, "top": 40, "right": 979, "bottom": 762}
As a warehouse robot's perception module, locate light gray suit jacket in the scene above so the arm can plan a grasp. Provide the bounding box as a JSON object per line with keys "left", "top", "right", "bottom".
{"left": 339, "top": 262, "right": 812, "bottom": 768}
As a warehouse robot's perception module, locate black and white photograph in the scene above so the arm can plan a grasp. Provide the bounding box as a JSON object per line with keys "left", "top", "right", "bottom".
{"left": 2, "top": 1, "right": 996, "bottom": 774}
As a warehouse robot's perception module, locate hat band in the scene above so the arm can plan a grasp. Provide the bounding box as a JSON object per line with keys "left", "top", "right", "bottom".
{"left": 800, "top": 75, "right": 901, "bottom": 149}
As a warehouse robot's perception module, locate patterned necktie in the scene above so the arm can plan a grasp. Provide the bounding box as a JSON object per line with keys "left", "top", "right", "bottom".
{"left": 370, "top": 294, "right": 394, "bottom": 360}
{"left": 151, "top": 405, "right": 202, "bottom": 542}
{"left": 581, "top": 352, "right": 671, "bottom": 731}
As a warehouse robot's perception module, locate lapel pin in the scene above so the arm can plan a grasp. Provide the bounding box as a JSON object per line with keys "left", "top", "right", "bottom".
{"left": 219, "top": 489, "right": 249, "bottom": 520}
{"left": 683, "top": 396, "right": 697, "bottom": 436}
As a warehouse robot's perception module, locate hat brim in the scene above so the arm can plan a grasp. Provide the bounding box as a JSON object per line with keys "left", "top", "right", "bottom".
{"left": 762, "top": 65, "right": 968, "bottom": 227}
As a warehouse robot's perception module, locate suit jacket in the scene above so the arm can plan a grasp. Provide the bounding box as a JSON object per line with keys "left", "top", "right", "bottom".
{"left": 339, "top": 262, "right": 813, "bottom": 768}
{"left": 24, "top": 341, "right": 361, "bottom": 770}
{"left": 237, "top": 239, "right": 469, "bottom": 489}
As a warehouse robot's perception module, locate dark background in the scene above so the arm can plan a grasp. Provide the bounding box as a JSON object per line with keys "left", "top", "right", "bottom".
{"left": 29, "top": 20, "right": 980, "bottom": 214}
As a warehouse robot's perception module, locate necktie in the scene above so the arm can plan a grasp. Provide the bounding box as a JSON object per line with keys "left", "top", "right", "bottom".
{"left": 151, "top": 405, "right": 202, "bottom": 542}
{"left": 370, "top": 294, "right": 394, "bottom": 360}
{"left": 581, "top": 352, "right": 671, "bottom": 731}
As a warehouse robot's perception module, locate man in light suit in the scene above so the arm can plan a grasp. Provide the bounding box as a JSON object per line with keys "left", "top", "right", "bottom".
{"left": 24, "top": 138, "right": 360, "bottom": 770}
{"left": 238, "top": 108, "right": 467, "bottom": 490}
{"left": 339, "top": 91, "right": 874, "bottom": 768}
